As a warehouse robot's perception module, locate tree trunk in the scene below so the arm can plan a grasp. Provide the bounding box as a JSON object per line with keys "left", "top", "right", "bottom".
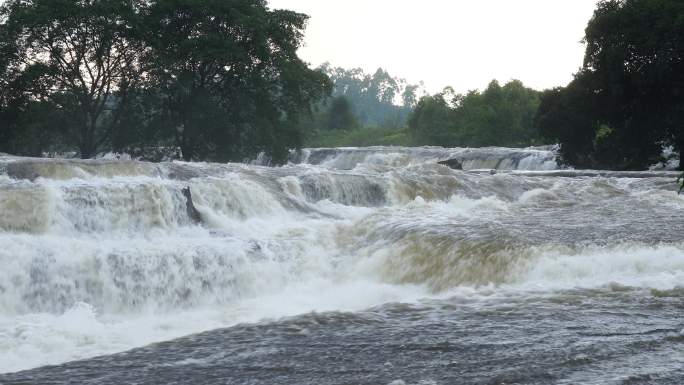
{"left": 181, "top": 137, "right": 193, "bottom": 161}
{"left": 80, "top": 147, "right": 94, "bottom": 159}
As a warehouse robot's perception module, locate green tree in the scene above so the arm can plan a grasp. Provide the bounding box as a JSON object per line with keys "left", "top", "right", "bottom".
{"left": 537, "top": 0, "right": 684, "bottom": 169}
{"left": 408, "top": 80, "right": 542, "bottom": 148}
{"left": 535, "top": 73, "right": 600, "bottom": 167}
{"left": 0, "top": 0, "right": 330, "bottom": 162}
{"left": 142, "top": 0, "right": 331, "bottom": 163}
{"left": 318, "top": 63, "right": 421, "bottom": 128}
{"left": 408, "top": 90, "right": 456, "bottom": 145}
{"left": 1, "top": 0, "right": 145, "bottom": 158}
{"left": 109, "top": 89, "right": 170, "bottom": 157}
{"left": 326, "top": 96, "right": 358, "bottom": 130}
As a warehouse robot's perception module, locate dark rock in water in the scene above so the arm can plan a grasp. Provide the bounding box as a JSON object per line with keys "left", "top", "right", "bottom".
{"left": 250, "top": 240, "right": 262, "bottom": 252}
{"left": 6, "top": 161, "right": 41, "bottom": 181}
{"left": 438, "top": 158, "right": 463, "bottom": 170}
{"left": 182, "top": 187, "right": 202, "bottom": 224}
{"left": 126, "top": 146, "right": 182, "bottom": 162}
{"left": 304, "top": 148, "right": 341, "bottom": 165}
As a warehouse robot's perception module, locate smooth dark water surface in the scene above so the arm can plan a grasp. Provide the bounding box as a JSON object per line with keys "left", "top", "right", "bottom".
{"left": 3, "top": 291, "right": 683, "bottom": 385}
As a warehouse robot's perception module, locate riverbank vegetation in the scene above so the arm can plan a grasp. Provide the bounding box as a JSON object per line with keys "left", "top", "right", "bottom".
{"left": 300, "top": 65, "right": 420, "bottom": 147}
{"left": 536, "top": 0, "right": 684, "bottom": 170}
{"left": 408, "top": 80, "right": 541, "bottom": 148}
{"left": 0, "top": 0, "right": 331, "bottom": 163}
{"left": 308, "top": 0, "right": 684, "bottom": 171}
{"left": 0, "top": 0, "right": 682, "bottom": 170}
{"left": 303, "top": 74, "right": 543, "bottom": 149}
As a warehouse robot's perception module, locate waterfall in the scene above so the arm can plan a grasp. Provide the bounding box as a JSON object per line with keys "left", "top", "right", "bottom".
{"left": 0, "top": 147, "right": 682, "bottom": 373}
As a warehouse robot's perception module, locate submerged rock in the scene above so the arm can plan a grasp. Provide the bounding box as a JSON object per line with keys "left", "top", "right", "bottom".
{"left": 6, "top": 161, "right": 43, "bottom": 181}
{"left": 438, "top": 158, "right": 463, "bottom": 170}
{"left": 182, "top": 187, "right": 203, "bottom": 224}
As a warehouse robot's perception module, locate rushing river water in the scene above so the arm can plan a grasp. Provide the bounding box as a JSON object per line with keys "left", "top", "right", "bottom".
{"left": 0, "top": 146, "right": 683, "bottom": 384}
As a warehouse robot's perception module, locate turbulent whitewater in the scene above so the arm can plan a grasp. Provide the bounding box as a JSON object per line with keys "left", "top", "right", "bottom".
{"left": 1, "top": 146, "right": 684, "bottom": 384}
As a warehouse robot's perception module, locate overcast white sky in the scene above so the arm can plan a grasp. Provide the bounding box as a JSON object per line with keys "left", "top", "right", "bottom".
{"left": 268, "top": 0, "right": 599, "bottom": 94}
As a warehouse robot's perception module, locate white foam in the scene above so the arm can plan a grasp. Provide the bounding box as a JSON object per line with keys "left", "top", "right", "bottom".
{"left": 0, "top": 279, "right": 430, "bottom": 373}
{"left": 516, "top": 244, "right": 684, "bottom": 291}
{"left": 0, "top": 149, "right": 681, "bottom": 375}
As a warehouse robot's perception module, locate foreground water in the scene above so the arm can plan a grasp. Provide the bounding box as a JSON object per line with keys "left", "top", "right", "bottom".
{"left": 0, "top": 146, "right": 682, "bottom": 384}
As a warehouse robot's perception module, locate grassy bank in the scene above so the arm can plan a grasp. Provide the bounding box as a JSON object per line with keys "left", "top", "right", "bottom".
{"left": 304, "top": 127, "right": 412, "bottom": 148}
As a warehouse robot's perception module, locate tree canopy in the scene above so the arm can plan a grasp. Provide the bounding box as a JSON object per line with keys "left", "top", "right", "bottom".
{"left": 408, "top": 80, "right": 542, "bottom": 148}
{"left": 325, "top": 96, "right": 358, "bottom": 130}
{"left": 536, "top": 0, "right": 684, "bottom": 169}
{"left": 1, "top": 0, "right": 145, "bottom": 158}
{"left": 0, "top": 0, "right": 331, "bottom": 162}
{"left": 318, "top": 64, "right": 422, "bottom": 128}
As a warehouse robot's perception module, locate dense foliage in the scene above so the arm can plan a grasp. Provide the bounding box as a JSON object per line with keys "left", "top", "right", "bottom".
{"left": 408, "top": 80, "right": 542, "bottom": 148}
{"left": 536, "top": 0, "right": 684, "bottom": 170}
{"left": 324, "top": 96, "right": 358, "bottom": 130}
{"left": 300, "top": 66, "right": 422, "bottom": 147}
{"left": 3, "top": 0, "right": 681, "bottom": 169}
{"left": 305, "top": 126, "right": 411, "bottom": 148}
{"left": 0, "top": 0, "right": 331, "bottom": 162}
{"left": 317, "top": 64, "right": 421, "bottom": 128}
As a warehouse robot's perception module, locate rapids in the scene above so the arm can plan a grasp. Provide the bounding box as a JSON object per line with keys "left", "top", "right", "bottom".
{"left": 0, "top": 146, "right": 683, "bottom": 383}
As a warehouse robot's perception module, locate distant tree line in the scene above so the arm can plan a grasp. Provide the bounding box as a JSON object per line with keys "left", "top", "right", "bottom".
{"left": 3, "top": 0, "right": 681, "bottom": 170}
{"left": 319, "top": 64, "right": 421, "bottom": 128}
{"left": 408, "top": 80, "right": 542, "bottom": 148}
{"left": 299, "top": 65, "right": 423, "bottom": 140}
{"left": 401, "top": 0, "right": 684, "bottom": 169}
{"left": 536, "top": 0, "right": 684, "bottom": 170}
{"left": 307, "top": 70, "right": 545, "bottom": 149}
{"left": 0, "top": 0, "right": 331, "bottom": 163}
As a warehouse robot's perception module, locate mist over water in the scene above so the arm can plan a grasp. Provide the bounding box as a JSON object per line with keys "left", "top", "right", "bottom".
{"left": 1, "top": 146, "right": 683, "bottom": 383}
